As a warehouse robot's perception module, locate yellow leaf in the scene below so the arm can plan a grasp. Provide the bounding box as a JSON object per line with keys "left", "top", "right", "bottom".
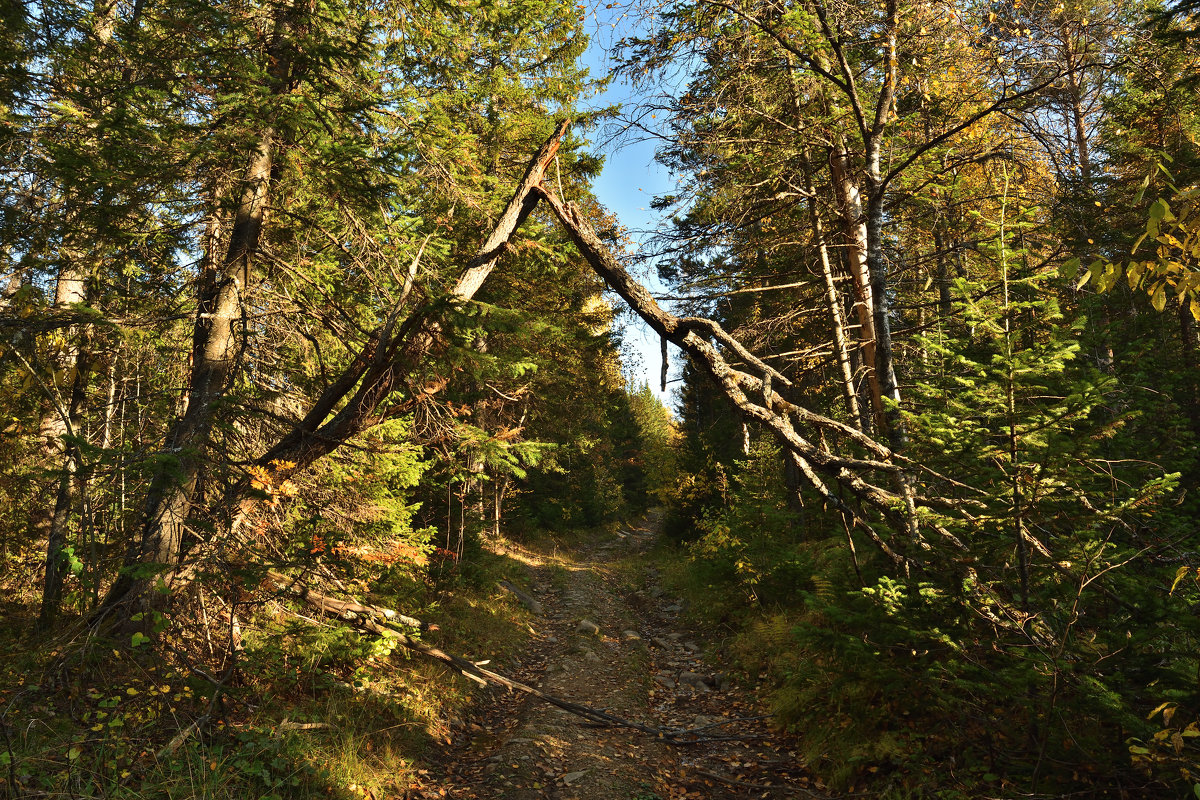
{"left": 1170, "top": 565, "right": 1192, "bottom": 594}
{"left": 1152, "top": 283, "right": 1167, "bottom": 312}
{"left": 1149, "top": 700, "right": 1174, "bottom": 719}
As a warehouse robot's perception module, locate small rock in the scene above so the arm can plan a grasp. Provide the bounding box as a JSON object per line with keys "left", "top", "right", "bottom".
{"left": 684, "top": 641, "right": 700, "bottom": 653}
{"left": 622, "top": 630, "right": 642, "bottom": 641}
{"left": 679, "top": 671, "right": 711, "bottom": 690}
{"left": 693, "top": 714, "right": 719, "bottom": 727}
{"left": 667, "top": 632, "right": 683, "bottom": 641}
{"left": 654, "top": 675, "right": 677, "bottom": 690}
{"left": 713, "top": 671, "right": 731, "bottom": 691}
{"left": 584, "top": 650, "right": 602, "bottom": 663}
{"left": 650, "top": 637, "right": 673, "bottom": 649}
{"left": 648, "top": 585, "right": 665, "bottom": 598}
{"left": 576, "top": 619, "right": 600, "bottom": 635}
{"left": 562, "top": 770, "right": 588, "bottom": 785}
{"left": 544, "top": 635, "right": 558, "bottom": 643}
{"left": 664, "top": 603, "right": 682, "bottom": 613}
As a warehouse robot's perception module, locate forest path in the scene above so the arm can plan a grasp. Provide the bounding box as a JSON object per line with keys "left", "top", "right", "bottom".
{"left": 417, "top": 512, "right": 821, "bottom": 800}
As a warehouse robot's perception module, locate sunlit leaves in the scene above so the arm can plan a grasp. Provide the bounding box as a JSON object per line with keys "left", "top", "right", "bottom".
{"left": 1094, "top": 186, "right": 1200, "bottom": 317}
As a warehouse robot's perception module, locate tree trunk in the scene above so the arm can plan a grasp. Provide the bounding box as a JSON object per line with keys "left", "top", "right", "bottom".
{"left": 33, "top": 264, "right": 91, "bottom": 628}
{"left": 37, "top": 355, "right": 90, "bottom": 629}
{"left": 828, "top": 145, "right": 885, "bottom": 432}
{"left": 809, "top": 188, "right": 863, "bottom": 431}
{"left": 1063, "top": 37, "right": 1115, "bottom": 375}
{"left": 864, "top": 188, "right": 904, "bottom": 449}
{"left": 103, "top": 126, "right": 276, "bottom": 614}
{"left": 933, "top": 224, "right": 953, "bottom": 317}
{"left": 97, "top": 0, "right": 314, "bottom": 622}
{"left": 96, "top": 122, "right": 571, "bottom": 613}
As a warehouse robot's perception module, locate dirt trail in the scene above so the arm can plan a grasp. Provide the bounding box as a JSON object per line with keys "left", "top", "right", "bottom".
{"left": 418, "top": 513, "right": 821, "bottom": 800}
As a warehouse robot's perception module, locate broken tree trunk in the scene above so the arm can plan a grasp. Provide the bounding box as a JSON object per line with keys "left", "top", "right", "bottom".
{"left": 268, "top": 571, "right": 431, "bottom": 631}
{"left": 498, "top": 580, "right": 544, "bottom": 615}
{"left": 91, "top": 122, "right": 574, "bottom": 617}
{"left": 247, "top": 120, "right": 569, "bottom": 479}
{"left": 534, "top": 183, "right": 937, "bottom": 566}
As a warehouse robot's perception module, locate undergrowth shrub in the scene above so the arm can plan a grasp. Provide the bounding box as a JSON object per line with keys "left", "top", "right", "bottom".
{"left": 661, "top": 462, "right": 726, "bottom": 544}
{"left": 676, "top": 441, "right": 815, "bottom": 606}
{"left": 659, "top": 432, "right": 1199, "bottom": 795}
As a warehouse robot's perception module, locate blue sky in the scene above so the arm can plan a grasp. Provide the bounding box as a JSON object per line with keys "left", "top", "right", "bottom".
{"left": 574, "top": 0, "right": 681, "bottom": 408}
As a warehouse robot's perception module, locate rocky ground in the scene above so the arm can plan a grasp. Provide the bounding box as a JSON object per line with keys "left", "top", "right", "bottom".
{"left": 410, "top": 514, "right": 828, "bottom": 800}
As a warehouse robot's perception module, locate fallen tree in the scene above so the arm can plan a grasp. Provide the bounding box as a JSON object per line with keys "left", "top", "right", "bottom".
{"left": 272, "top": 571, "right": 766, "bottom": 746}
{"left": 100, "top": 117, "right": 975, "bottom": 623}
{"left": 99, "top": 121, "right": 572, "bottom": 621}
{"left": 533, "top": 182, "right": 976, "bottom": 568}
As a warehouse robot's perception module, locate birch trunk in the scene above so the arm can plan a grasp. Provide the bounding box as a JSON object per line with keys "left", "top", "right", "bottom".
{"left": 828, "top": 145, "right": 885, "bottom": 431}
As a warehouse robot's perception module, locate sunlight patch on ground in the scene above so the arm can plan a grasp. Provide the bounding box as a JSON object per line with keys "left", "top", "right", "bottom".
{"left": 485, "top": 541, "right": 547, "bottom": 568}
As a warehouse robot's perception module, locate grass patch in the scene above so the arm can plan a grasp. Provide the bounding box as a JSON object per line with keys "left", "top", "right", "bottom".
{"left": 0, "top": 537, "right": 541, "bottom": 799}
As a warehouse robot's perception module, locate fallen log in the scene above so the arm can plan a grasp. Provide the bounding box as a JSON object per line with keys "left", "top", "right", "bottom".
{"left": 268, "top": 570, "right": 431, "bottom": 631}
{"left": 280, "top": 574, "right": 747, "bottom": 745}
{"left": 498, "top": 579, "right": 544, "bottom": 615}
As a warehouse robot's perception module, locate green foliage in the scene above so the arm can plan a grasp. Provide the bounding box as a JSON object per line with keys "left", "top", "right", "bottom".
{"left": 898, "top": 195, "right": 1193, "bottom": 789}
{"left": 511, "top": 343, "right": 652, "bottom": 532}
{"left": 685, "top": 440, "right": 809, "bottom": 606}
{"left": 660, "top": 463, "right": 727, "bottom": 544}
{"left": 659, "top": 164, "right": 1200, "bottom": 795}
{"left": 627, "top": 382, "right": 679, "bottom": 503}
